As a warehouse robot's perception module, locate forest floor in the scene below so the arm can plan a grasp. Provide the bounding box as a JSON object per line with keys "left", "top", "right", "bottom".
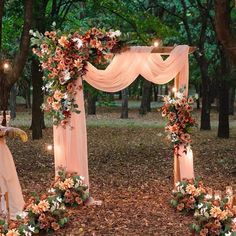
{"left": 6, "top": 106, "right": 236, "bottom": 235}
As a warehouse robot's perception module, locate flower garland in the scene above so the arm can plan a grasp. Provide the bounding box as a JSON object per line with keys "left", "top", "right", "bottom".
{"left": 161, "top": 89, "right": 197, "bottom": 147}
{"left": 171, "top": 179, "right": 236, "bottom": 236}
{"left": 0, "top": 169, "right": 88, "bottom": 235}
{"left": 31, "top": 27, "right": 122, "bottom": 126}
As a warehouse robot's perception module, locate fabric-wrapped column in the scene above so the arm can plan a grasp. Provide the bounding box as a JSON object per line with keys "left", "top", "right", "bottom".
{"left": 53, "top": 78, "right": 89, "bottom": 186}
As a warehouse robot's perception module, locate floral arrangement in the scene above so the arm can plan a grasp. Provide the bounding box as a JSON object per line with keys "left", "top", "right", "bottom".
{"left": 192, "top": 201, "right": 235, "bottom": 236}
{"left": 31, "top": 27, "right": 121, "bottom": 126}
{"left": 161, "top": 90, "right": 197, "bottom": 147}
{"left": 0, "top": 169, "right": 88, "bottom": 236}
{"left": 49, "top": 168, "right": 89, "bottom": 207}
{"left": 171, "top": 178, "right": 206, "bottom": 213}
{"left": 171, "top": 179, "right": 236, "bottom": 236}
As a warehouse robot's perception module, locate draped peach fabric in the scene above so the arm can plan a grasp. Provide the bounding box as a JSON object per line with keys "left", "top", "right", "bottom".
{"left": 83, "top": 45, "right": 189, "bottom": 94}
{"left": 53, "top": 45, "right": 193, "bottom": 187}
{"left": 53, "top": 78, "right": 89, "bottom": 186}
{"left": 0, "top": 127, "right": 25, "bottom": 219}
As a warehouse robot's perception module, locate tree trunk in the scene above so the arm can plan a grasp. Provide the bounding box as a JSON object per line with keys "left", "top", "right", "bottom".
{"left": 215, "top": 0, "right": 236, "bottom": 65}
{"left": 229, "top": 87, "right": 235, "bottom": 115}
{"left": 200, "top": 63, "right": 211, "bottom": 130}
{"left": 153, "top": 85, "right": 158, "bottom": 102}
{"left": 139, "top": 80, "right": 152, "bottom": 115}
{"left": 87, "top": 92, "right": 97, "bottom": 115}
{"left": 9, "top": 83, "right": 17, "bottom": 119}
{"left": 31, "top": 58, "right": 43, "bottom": 139}
{"left": 218, "top": 48, "right": 230, "bottom": 138}
{"left": 25, "top": 80, "right": 31, "bottom": 108}
{"left": 0, "top": 74, "right": 10, "bottom": 126}
{"left": 120, "top": 88, "right": 128, "bottom": 119}
{"left": 218, "top": 80, "right": 229, "bottom": 138}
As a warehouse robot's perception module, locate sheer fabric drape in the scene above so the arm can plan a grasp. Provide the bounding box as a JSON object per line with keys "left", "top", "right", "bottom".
{"left": 0, "top": 126, "right": 25, "bottom": 219}
{"left": 83, "top": 45, "right": 189, "bottom": 94}
{"left": 53, "top": 45, "right": 192, "bottom": 187}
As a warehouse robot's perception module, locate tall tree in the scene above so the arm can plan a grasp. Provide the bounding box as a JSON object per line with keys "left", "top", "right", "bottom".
{"left": 0, "top": 0, "right": 33, "bottom": 126}
{"left": 215, "top": 0, "right": 236, "bottom": 64}
{"left": 31, "top": 0, "right": 79, "bottom": 139}
{"left": 31, "top": 0, "right": 48, "bottom": 139}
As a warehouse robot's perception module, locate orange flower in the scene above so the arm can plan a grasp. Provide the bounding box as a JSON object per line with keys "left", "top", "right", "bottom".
{"left": 51, "top": 222, "right": 60, "bottom": 231}
{"left": 74, "top": 59, "right": 82, "bottom": 68}
{"left": 6, "top": 229, "right": 20, "bottom": 236}
{"left": 186, "top": 184, "right": 196, "bottom": 195}
{"left": 210, "top": 206, "right": 222, "bottom": 218}
{"left": 58, "top": 36, "right": 69, "bottom": 47}
{"left": 180, "top": 133, "right": 191, "bottom": 143}
{"left": 169, "top": 124, "right": 179, "bottom": 133}
{"left": 188, "top": 97, "right": 194, "bottom": 104}
{"left": 52, "top": 102, "right": 61, "bottom": 111}
{"left": 75, "top": 197, "right": 83, "bottom": 205}
{"left": 199, "top": 228, "right": 208, "bottom": 236}
{"left": 64, "top": 177, "right": 74, "bottom": 188}
{"left": 177, "top": 203, "right": 185, "bottom": 211}
{"left": 38, "top": 200, "right": 50, "bottom": 212}
{"left": 47, "top": 96, "right": 54, "bottom": 104}
{"left": 53, "top": 90, "right": 64, "bottom": 101}
{"left": 39, "top": 213, "right": 46, "bottom": 222}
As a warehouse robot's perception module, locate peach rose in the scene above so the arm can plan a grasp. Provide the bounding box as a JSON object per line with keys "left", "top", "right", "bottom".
{"left": 177, "top": 203, "right": 185, "bottom": 211}
{"left": 52, "top": 102, "right": 61, "bottom": 111}
{"left": 47, "top": 96, "right": 54, "bottom": 104}
{"left": 51, "top": 222, "right": 60, "bottom": 231}
{"left": 53, "top": 90, "right": 64, "bottom": 101}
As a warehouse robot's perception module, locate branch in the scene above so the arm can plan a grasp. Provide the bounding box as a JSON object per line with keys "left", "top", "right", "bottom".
{"left": 11, "top": 0, "right": 33, "bottom": 83}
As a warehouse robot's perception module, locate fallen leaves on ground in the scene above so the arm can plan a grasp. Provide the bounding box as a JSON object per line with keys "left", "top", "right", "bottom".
{"left": 6, "top": 109, "right": 236, "bottom": 236}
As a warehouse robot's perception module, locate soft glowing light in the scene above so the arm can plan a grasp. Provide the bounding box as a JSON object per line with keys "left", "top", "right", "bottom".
{"left": 154, "top": 41, "right": 159, "bottom": 47}
{"left": 172, "top": 87, "right": 177, "bottom": 93}
{"left": 47, "top": 144, "right": 53, "bottom": 151}
{"left": 3, "top": 62, "right": 10, "bottom": 70}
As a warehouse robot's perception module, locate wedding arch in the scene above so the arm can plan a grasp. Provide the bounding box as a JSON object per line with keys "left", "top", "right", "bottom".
{"left": 30, "top": 28, "right": 196, "bottom": 188}
{"left": 52, "top": 45, "right": 194, "bottom": 187}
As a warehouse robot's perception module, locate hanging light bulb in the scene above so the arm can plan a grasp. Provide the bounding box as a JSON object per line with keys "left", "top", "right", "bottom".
{"left": 47, "top": 144, "right": 53, "bottom": 151}
{"left": 153, "top": 39, "right": 162, "bottom": 48}
{"left": 3, "top": 62, "right": 10, "bottom": 70}
{"left": 154, "top": 40, "right": 159, "bottom": 47}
